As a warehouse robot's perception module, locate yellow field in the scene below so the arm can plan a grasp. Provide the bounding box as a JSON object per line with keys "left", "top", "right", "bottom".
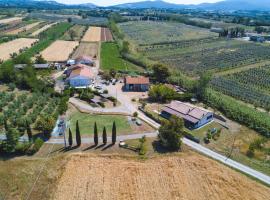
{"left": 81, "top": 26, "right": 101, "bottom": 42}
{"left": 0, "top": 17, "right": 22, "bottom": 24}
{"left": 6, "top": 22, "right": 41, "bottom": 35}
{"left": 53, "top": 153, "right": 270, "bottom": 200}
{"left": 0, "top": 38, "right": 38, "bottom": 61}
{"left": 31, "top": 22, "right": 58, "bottom": 36}
{"left": 41, "top": 40, "right": 79, "bottom": 62}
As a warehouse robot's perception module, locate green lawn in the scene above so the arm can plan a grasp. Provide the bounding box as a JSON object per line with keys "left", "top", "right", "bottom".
{"left": 69, "top": 112, "right": 132, "bottom": 136}
{"left": 101, "top": 42, "right": 142, "bottom": 72}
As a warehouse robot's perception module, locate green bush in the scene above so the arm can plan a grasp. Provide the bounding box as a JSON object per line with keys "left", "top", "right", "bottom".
{"left": 27, "top": 138, "right": 44, "bottom": 155}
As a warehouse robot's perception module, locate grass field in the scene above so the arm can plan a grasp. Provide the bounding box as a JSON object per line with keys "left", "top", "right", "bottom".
{"left": 69, "top": 111, "right": 132, "bottom": 136}
{"left": 118, "top": 21, "right": 218, "bottom": 45}
{"left": 61, "top": 24, "right": 86, "bottom": 41}
{"left": 101, "top": 42, "right": 142, "bottom": 72}
{"left": 31, "top": 22, "right": 58, "bottom": 37}
{"left": 0, "top": 155, "right": 65, "bottom": 200}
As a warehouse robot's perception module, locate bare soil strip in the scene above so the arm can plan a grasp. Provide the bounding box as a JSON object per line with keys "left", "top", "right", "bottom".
{"left": 81, "top": 26, "right": 101, "bottom": 42}
{"left": 53, "top": 153, "right": 270, "bottom": 200}
{"left": 0, "top": 17, "right": 22, "bottom": 24}
{"left": 6, "top": 22, "right": 41, "bottom": 35}
{"left": 41, "top": 40, "right": 79, "bottom": 62}
{"left": 72, "top": 42, "right": 99, "bottom": 59}
{"left": 0, "top": 38, "right": 38, "bottom": 61}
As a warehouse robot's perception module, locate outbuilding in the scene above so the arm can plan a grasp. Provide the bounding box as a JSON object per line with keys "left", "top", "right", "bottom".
{"left": 124, "top": 76, "right": 150, "bottom": 92}
{"left": 75, "top": 55, "right": 94, "bottom": 66}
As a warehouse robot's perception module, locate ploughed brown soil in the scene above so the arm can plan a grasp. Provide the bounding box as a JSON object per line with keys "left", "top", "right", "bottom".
{"left": 53, "top": 153, "right": 270, "bottom": 200}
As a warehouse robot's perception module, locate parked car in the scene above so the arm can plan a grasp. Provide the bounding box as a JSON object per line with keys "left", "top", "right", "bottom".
{"left": 136, "top": 119, "right": 142, "bottom": 126}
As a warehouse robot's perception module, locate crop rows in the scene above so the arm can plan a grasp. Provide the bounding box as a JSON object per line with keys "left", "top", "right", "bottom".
{"left": 211, "top": 65, "right": 270, "bottom": 109}
{"left": 118, "top": 21, "right": 217, "bottom": 45}
{"left": 146, "top": 42, "right": 270, "bottom": 75}
{"left": 0, "top": 91, "right": 59, "bottom": 134}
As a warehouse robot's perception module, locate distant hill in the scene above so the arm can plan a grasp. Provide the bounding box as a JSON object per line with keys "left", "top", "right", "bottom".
{"left": 113, "top": 0, "right": 270, "bottom": 11}
{"left": 0, "top": 0, "right": 97, "bottom": 9}
{"left": 113, "top": 0, "right": 187, "bottom": 9}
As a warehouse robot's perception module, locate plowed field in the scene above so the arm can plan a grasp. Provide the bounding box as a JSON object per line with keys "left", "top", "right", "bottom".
{"left": 101, "top": 27, "right": 113, "bottom": 41}
{"left": 81, "top": 26, "right": 101, "bottom": 42}
{"left": 0, "top": 38, "right": 38, "bottom": 61}
{"left": 41, "top": 40, "right": 79, "bottom": 62}
{"left": 53, "top": 153, "right": 270, "bottom": 200}
{"left": 72, "top": 42, "right": 98, "bottom": 59}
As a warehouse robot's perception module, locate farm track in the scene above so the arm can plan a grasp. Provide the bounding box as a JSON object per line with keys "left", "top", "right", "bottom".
{"left": 53, "top": 154, "right": 270, "bottom": 200}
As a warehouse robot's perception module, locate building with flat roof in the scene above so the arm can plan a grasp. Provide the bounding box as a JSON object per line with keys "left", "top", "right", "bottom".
{"left": 161, "top": 101, "right": 213, "bottom": 129}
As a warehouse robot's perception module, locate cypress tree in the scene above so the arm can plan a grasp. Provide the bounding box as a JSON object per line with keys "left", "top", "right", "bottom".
{"left": 94, "top": 122, "right": 98, "bottom": 146}
{"left": 112, "top": 121, "right": 116, "bottom": 145}
{"left": 26, "top": 121, "right": 33, "bottom": 142}
{"left": 103, "top": 127, "right": 107, "bottom": 145}
{"left": 76, "top": 120, "right": 81, "bottom": 146}
{"left": 68, "top": 128, "right": 73, "bottom": 147}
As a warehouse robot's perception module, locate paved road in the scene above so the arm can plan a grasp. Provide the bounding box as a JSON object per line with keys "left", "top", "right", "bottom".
{"left": 47, "top": 131, "right": 158, "bottom": 144}
{"left": 58, "top": 83, "right": 270, "bottom": 185}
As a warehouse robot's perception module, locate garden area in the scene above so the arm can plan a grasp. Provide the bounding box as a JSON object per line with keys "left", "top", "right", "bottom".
{"left": 69, "top": 111, "right": 154, "bottom": 136}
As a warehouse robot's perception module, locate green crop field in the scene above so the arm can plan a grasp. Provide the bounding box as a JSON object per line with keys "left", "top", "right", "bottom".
{"left": 69, "top": 111, "right": 132, "bottom": 136}
{"left": 211, "top": 64, "right": 270, "bottom": 109}
{"left": 101, "top": 42, "right": 142, "bottom": 72}
{"left": 118, "top": 21, "right": 218, "bottom": 45}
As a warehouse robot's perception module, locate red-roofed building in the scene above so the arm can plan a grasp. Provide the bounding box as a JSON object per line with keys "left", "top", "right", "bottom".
{"left": 124, "top": 76, "right": 150, "bottom": 92}
{"left": 66, "top": 64, "right": 94, "bottom": 88}
{"left": 161, "top": 101, "right": 213, "bottom": 129}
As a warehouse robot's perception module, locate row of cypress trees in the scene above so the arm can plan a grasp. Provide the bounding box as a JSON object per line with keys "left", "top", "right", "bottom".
{"left": 68, "top": 120, "right": 117, "bottom": 147}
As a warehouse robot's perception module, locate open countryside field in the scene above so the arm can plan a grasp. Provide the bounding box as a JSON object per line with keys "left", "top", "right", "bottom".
{"left": 0, "top": 38, "right": 38, "bottom": 61}
{"left": 118, "top": 21, "right": 218, "bottom": 45}
{"left": 101, "top": 27, "right": 113, "bottom": 42}
{"left": 6, "top": 21, "right": 41, "bottom": 35}
{"left": 211, "top": 64, "right": 270, "bottom": 109}
{"left": 81, "top": 26, "right": 101, "bottom": 42}
{"left": 53, "top": 153, "right": 270, "bottom": 200}
{"left": 61, "top": 24, "right": 87, "bottom": 41}
{"left": 0, "top": 17, "right": 22, "bottom": 24}
{"left": 41, "top": 40, "right": 79, "bottom": 62}
{"left": 31, "top": 22, "right": 58, "bottom": 36}
{"left": 72, "top": 42, "right": 99, "bottom": 59}
{"left": 139, "top": 38, "right": 270, "bottom": 76}
{"left": 101, "top": 42, "right": 142, "bottom": 72}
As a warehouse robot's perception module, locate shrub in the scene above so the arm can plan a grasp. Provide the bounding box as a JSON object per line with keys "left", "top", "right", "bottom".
{"left": 27, "top": 138, "right": 44, "bottom": 155}
{"left": 133, "top": 112, "right": 138, "bottom": 118}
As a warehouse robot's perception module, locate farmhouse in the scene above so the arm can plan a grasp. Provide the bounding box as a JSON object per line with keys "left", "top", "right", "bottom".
{"left": 161, "top": 101, "right": 213, "bottom": 129}
{"left": 124, "top": 76, "right": 150, "bottom": 92}
{"left": 75, "top": 55, "right": 94, "bottom": 66}
{"left": 66, "top": 64, "right": 94, "bottom": 88}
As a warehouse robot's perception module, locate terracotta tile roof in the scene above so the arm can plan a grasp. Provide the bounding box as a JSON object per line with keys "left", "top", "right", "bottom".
{"left": 125, "top": 76, "right": 150, "bottom": 85}
{"left": 69, "top": 66, "right": 94, "bottom": 79}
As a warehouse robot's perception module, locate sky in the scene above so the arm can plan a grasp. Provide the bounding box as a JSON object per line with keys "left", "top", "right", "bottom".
{"left": 55, "top": 0, "right": 223, "bottom": 7}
